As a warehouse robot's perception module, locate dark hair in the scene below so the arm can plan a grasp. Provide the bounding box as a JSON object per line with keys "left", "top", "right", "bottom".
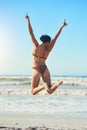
{"left": 40, "top": 35, "right": 51, "bottom": 43}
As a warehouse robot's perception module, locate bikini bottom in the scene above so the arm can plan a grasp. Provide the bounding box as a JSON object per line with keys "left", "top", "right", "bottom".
{"left": 32, "top": 65, "right": 47, "bottom": 75}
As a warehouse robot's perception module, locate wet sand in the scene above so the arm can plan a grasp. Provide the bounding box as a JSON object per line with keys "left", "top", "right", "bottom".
{"left": 0, "top": 114, "right": 87, "bottom": 130}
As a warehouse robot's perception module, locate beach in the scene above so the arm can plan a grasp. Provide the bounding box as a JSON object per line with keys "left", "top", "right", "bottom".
{"left": 0, "top": 75, "right": 87, "bottom": 130}
{"left": 0, "top": 114, "right": 87, "bottom": 130}
{"left": 0, "top": 0, "right": 87, "bottom": 129}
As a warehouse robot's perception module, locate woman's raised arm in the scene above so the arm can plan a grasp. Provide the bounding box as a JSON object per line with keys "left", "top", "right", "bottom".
{"left": 25, "top": 13, "right": 38, "bottom": 47}
{"left": 48, "top": 20, "right": 67, "bottom": 52}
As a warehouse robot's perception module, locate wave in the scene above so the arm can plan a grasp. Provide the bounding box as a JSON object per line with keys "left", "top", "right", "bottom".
{"left": 0, "top": 75, "right": 31, "bottom": 86}
{"left": 0, "top": 87, "right": 87, "bottom": 96}
{"left": 0, "top": 75, "right": 87, "bottom": 86}
{"left": 52, "top": 77, "right": 87, "bottom": 86}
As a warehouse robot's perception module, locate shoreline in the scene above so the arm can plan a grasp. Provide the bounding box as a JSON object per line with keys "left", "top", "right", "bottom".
{"left": 0, "top": 114, "right": 87, "bottom": 130}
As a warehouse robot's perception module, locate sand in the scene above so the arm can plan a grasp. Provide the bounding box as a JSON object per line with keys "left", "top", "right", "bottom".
{"left": 0, "top": 114, "right": 87, "bottom": 130}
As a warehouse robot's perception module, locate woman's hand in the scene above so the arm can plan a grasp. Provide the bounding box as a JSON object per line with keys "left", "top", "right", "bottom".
{"left": 63, "top": 19, "right": 68, "bottom": 26}
{"left": 25, "top": 13, "right": 30, "bottom": 22}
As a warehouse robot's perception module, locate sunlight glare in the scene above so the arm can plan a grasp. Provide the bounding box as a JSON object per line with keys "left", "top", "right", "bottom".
{"left": 0, "top": 25, "right": 10, "bottom": 71}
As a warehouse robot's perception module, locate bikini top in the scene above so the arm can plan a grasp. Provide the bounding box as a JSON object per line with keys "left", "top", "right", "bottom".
{"left": 32, "top": 54, "right": 47, "bottom": 60}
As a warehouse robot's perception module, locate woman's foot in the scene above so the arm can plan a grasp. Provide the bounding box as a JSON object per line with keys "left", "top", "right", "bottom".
{"left": 44, "top": 81, "right": 63, "bottom": 94}
{"left": 55, "top": 80, "right": 63, "bottom": 88}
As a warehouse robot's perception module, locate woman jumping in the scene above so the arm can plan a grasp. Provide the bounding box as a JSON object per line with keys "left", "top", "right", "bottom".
{"left": 25, "top": 13, "right": 67, "bottom": 95}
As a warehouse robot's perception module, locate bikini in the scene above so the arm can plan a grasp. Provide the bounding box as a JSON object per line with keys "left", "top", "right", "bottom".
{"left": 32, "top": 54, "right": 47, "bottom": 60}
{"left": 32, "top": 54, "right": 47, "bottom": 75}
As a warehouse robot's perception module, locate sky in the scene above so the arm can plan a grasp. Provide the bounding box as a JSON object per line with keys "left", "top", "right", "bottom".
{"left": 0, "top": 0, "right": 87, "bottom": 76}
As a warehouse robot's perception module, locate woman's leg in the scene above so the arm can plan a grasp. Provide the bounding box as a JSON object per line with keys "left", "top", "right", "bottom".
{"left": 31, "top": 69, "right": 45, "bottom": 95}
{"left": 42, "top": 68, "right": 63, "bottom": 94}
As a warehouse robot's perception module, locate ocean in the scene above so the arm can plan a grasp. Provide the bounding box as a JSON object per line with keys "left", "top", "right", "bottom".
{"left": 0, "top": 75, "right": 87, "bottom": 119}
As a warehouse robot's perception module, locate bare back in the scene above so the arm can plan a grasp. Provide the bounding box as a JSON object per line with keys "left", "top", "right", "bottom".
{"left": 32, "top": 43, "right": 50, "bottom": 67}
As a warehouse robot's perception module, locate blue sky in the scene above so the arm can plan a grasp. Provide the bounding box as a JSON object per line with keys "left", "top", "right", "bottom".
{"left": 0, "top": 0, "right": 87, "bottom": 75}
